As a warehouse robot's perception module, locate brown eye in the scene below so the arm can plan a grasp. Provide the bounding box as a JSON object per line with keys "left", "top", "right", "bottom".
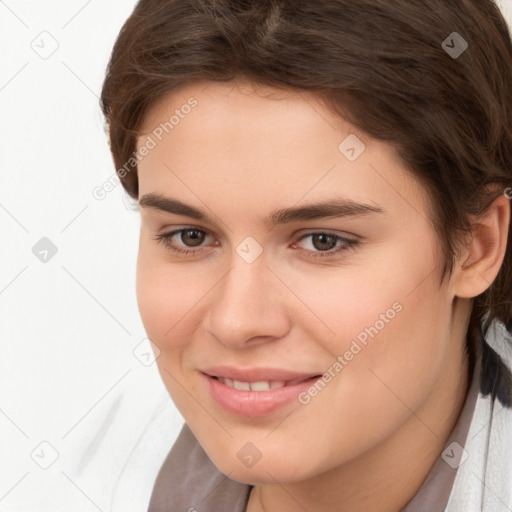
{"left": 310, "top": 233, "right": 338, "bottom": 251}
{"left": 180, "top": 229, "right": 206, "bottom": 247}
{"left": 291, "top": 232, "right": 358, "bottom": 260}
{"left": 153, "top": 227, "right": 213, "bottom": 256}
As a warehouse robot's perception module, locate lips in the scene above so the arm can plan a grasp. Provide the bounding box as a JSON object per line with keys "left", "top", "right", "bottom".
{"left": 201, "top": 366, "right": 322, "bottom": 417}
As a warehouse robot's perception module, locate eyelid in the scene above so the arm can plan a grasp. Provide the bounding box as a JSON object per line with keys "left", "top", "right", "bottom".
{"left": 291, "top": 227, "right": 359, "bottom": 239}
{"left": 156, "top": 225, "right": 358, "bottom": 241}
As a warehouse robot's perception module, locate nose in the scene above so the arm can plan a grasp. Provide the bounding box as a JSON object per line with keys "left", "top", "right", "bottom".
{"left": 205, "top": 252, "right": 291, "bottom": 349}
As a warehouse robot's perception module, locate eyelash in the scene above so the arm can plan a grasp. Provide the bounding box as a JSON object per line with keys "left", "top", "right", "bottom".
{"left": 152, "top": 227, "right": 358, "bottom": 259}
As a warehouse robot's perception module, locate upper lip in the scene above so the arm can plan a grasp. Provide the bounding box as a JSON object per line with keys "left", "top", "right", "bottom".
{"left": 201, "top": 365, "right": 321, "bottom": 382}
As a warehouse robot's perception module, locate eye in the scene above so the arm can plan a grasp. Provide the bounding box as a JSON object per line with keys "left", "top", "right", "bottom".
{"left": 152, "top": 227, "right": 215, "bottom": 256}
{"left": 290, "top": 232, "right": 358, "bottom": 259}
{"left": 152, "top": 228, "right": 358, "bottom": 259}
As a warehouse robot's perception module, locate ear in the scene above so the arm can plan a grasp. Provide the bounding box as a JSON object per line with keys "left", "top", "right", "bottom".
{"left": 452, "top": 192, "right": 510, "bottom": 299}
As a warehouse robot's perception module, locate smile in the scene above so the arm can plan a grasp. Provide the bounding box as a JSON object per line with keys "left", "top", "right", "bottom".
{"left": 202, "top": 369, "right": 322, "bottom": 417}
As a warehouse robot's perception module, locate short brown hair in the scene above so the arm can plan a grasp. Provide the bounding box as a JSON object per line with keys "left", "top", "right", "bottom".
{"left": 100, "top": 0, "right": 512, "bottom": 405}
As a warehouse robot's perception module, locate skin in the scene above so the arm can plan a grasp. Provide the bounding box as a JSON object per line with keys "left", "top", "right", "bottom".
{"left": 134, "top": 79, "right": 510, "bottom": 512}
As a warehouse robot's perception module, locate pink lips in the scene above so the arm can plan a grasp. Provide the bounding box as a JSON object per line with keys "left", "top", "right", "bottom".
{"left": 201, "top": 366, "right": 321, "bottom": 417}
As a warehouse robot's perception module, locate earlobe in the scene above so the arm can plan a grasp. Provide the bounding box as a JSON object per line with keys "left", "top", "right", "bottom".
{"left": 453, "top": 193, "right": 510, "bottom": 299}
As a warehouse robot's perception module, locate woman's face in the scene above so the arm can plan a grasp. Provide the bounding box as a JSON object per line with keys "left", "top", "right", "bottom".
{"left": 135, "top": 80, "right": 466, "bottom": 484}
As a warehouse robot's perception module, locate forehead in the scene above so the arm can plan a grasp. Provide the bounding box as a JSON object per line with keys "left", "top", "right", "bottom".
{"left": 136, "top": 80, "right": 431, "bottom": 227}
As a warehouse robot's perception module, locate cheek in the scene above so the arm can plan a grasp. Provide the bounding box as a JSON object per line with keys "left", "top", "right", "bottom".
{"left": 319, "top": 273, "right": 450, "bottom": 430}
{"left": 285, "top": 283, "right": 451, "bottom": 468}
{"left": 296, "top": 244, "right": 451, "bottom": 405}
{"left": 136, "top": 242, "right": 199, "bottom": 344}
{"left": 135, "top": 248, "right": 207, "bottom": 414}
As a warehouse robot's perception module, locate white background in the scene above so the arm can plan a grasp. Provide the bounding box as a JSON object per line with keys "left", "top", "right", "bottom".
{"left": 1, "top": 0, "right": 512, "bottom": 510}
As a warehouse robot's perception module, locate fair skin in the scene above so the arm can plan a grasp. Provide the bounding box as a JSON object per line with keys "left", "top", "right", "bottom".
{"left": 135, "top": 79, "right": 510, "bottom": 512}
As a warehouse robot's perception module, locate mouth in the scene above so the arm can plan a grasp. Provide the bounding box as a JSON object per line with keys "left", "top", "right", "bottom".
{"left": 200, "top": 367, "right": 323, "bottom": 417}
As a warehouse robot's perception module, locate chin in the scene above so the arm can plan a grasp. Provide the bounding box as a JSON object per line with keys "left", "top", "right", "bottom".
{"left": 209, "top": 450, "right": 315, "bottom": 486}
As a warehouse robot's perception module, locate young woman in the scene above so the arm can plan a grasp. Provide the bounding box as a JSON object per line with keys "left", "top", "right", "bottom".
{"left": 99, "top": 0, "right": 512, "bottom": 510}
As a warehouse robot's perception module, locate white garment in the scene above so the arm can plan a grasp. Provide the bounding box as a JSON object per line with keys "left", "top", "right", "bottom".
{"left": 445, "top": 319, "right": 512, "bottom": 512}
{"left": 9, "top": 319, "right": 512, "bottom": 512}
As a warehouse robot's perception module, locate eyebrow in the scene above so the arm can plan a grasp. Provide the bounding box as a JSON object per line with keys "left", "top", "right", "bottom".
{"left": 138, "top": 193, "right": 385, "bottom": 225}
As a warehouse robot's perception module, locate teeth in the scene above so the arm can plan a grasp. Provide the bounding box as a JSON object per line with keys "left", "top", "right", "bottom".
{"left": 233, "top": 380, "right": 251, "bottom": 391}
{"left": 218, "top": 377, "right": 287, "bottom": 391}
{"left": 248, "top": 381, "right": 270, "bottom": 391}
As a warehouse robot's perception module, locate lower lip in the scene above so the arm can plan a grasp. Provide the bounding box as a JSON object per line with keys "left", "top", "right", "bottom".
{"left": 203, "top": 373, "right": 320, "bottom": 417}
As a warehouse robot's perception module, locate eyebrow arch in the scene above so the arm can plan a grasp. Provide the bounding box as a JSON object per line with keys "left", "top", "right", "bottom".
{"left": 138, "top": 193, "right": 385, "bottom": 225}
